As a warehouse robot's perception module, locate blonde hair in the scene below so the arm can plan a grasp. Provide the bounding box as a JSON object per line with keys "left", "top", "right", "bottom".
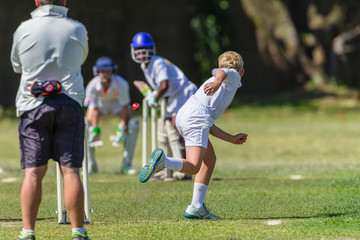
{"left": 218, "top": 51, "right": 243, "bottom": 71}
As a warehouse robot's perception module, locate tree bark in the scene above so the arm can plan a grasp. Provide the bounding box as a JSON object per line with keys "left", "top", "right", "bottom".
{"left": 240, "top": 0, "right": 326, "bottom": 89}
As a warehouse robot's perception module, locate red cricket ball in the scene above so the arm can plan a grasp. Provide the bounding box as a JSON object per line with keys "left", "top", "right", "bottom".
{"left": 131, "top": 102, "right": 140, "bottom": 111}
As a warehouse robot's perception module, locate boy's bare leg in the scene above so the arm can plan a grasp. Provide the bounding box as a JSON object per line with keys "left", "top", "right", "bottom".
{"left": 183, "top": 140, "right": 219, "bottom": 218}
{"left": 61, "top": 166, "right": 84, "bottom": 228}
{"left": 21, "top": 165, "right": 48, "bottom": 230}
{"left": 180, "top": 146, "right": 207, "bottom": 175}
{"left": 194, "top": 140, "right": 216, "bottom": 185}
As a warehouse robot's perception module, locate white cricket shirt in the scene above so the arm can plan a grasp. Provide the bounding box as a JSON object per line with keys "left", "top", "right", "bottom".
{"left": 84, "top": 75, "right": 130, "bottom": 108}
{"left": 10, "top": 5, "right": 88, "bottom": 116}
{"left": 140, "top": 56, "right": 189, "bottom": 97}
{"left": 190, "top": 68, "right": 242, "bottom": 121}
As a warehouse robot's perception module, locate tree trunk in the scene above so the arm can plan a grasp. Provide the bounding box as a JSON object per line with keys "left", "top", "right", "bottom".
{"left": 240, "top": 0, "right": 326, "bottom": 89}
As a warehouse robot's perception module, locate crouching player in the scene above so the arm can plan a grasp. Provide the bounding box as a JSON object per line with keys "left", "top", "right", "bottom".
{"left": 139, "top": 51, "right": 248, "bottom": 219}
{"left": 85, "top": 56, "right": 139, "bottom": 174}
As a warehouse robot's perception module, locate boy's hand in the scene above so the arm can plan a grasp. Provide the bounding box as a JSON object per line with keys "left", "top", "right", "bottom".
{"left": 232, "top": 133, "right": 248, "bottom": 144}
{"left": 204, "top": 81, "right": 221, "bottom": 96}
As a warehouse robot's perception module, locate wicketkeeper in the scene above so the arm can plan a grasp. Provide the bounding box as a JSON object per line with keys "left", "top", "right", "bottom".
{"left": 84, "top": 56, "right": 139, "bottom": 175}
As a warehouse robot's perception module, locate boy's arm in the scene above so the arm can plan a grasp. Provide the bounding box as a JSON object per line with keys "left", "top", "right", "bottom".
{"left": 204, "top": 69, "right": 227, "bottom": 96}
{"left": 209, "top": 124, "right": 248, "bottom": 144}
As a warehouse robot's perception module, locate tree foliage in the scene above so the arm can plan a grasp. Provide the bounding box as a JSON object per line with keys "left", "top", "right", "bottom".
{"left": 189, "top": 0, "right": 234, "bottom": 79}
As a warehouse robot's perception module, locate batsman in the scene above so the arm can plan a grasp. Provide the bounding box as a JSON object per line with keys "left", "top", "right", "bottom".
{"left": 131, "top": 32, "right": 197, "bottom": 180}
{"left": 84, "top": 56, "right": 139, "bottom": 175}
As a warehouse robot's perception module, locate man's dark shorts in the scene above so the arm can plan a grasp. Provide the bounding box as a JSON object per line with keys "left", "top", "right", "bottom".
{"left": 19, "top": 94, "right": 84, "bottom": 169}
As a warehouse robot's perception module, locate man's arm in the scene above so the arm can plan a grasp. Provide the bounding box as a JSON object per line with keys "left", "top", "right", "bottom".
{"left": 144, "top": 79, "right": 167, "bottom": 107}
{"left": 118, "top": 104, "right": 131, "bottom": 127}
{"left": 155, "top": 79, "right": 168, "bottom": 100}
{"left": 10, "top": 30, "right": 22, "bottom": 74}
{"left": 209, "top": 124, "right": 248, "bottom": 144}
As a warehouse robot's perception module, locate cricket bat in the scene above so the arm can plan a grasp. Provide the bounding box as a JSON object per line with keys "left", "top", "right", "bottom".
{"left": 133, "top": 80, "right": 151, "bottom": 97}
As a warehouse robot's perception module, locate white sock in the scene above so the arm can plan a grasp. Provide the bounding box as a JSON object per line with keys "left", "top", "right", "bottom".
{"left": 191, "top": 182, "right": 208, "bottom": 208}
{"left": 72, "top": 227, "right": 86, "bottom": 235}
{"left": 22, "top": 229, "right": 34, "bottom": 236}
{"left": 164, "top": 157, "right": 183, "bottom": 172}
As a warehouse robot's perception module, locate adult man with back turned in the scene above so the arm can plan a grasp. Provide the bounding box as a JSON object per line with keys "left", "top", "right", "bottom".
{"left": 11, "top": 0, "right": 89, "bottom": 239}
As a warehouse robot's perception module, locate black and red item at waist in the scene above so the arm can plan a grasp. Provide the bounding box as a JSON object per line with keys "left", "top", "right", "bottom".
{"left": 30, "top": 80, "right": 62, "bottom": 98}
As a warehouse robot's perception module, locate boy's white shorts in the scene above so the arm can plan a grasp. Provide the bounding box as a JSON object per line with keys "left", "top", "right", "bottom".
{"left": 176, "top": 100, "right": 213, "bottom": 148}
{"left": 88, "top": 102, "right": 123, "bottom": 115}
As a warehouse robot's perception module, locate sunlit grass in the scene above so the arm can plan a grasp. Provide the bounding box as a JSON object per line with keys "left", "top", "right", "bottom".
{"left": 1, "top": 105, "right": 360, "bottom": 239}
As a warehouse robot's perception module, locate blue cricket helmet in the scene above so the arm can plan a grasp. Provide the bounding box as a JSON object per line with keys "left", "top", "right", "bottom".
{"left": 94, "top": 56, "right": 116, "bottom": 71}
{"left": 93, "top": 56, "right": 117, "bottom": 76}
{"left": 131, "top": 32, "right": 154, "bottom": 48}
{"left": 131, "top": 32, "right": 156, "bottom": 63}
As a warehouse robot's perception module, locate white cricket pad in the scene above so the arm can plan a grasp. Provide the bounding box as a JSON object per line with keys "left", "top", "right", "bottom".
{"left": 121, "top": 117, "right": 140, "bottom": 170}
{"left": 165, "top": 120, "right": 183, "bottom": 158}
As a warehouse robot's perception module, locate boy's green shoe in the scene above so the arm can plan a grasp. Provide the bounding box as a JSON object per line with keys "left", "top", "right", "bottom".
{"left": 184, "top": 204, "right": 220, "bottom": 219}
{"left": 72, "top": 232, "right": 90, "bottom": 240}
{"left": 139, "top": 148, "right": 165, "bottom": 183}
{"left": 18, "top": 232, "right": 35, "bottom": 240}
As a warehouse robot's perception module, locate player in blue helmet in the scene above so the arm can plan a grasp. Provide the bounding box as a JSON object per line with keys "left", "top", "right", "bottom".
{"left": 84, "top": 56, "right": 139, "bottom": 175}
{"left": 131, "top": 32, "right": 156, "bottom": 64}
{"left": 131, "top": 32, "right": 197, "bottom": 181}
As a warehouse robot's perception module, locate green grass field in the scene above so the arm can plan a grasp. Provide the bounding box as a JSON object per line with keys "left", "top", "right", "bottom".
{"left": 1, "top": 100, "right": 360, "bottom": 239}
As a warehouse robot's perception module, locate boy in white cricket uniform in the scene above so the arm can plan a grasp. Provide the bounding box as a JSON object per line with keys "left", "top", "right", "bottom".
{"left": 131, "top": 32, "right": 197, "bottom": 180}
{"left": 85, "top": 56, "right": 139, "bottom": 174}
{"left": 139, "top": 51, "right": 248, "bottom": 219}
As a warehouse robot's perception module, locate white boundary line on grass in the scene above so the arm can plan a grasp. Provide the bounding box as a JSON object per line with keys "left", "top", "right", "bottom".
{"left": 267, "top": 220, "right": 282, "bottom": 225}
{"left": 290, "top": 175, "right": 302, "bottom": 180}
{"left": 2, "top": 178, "right": 17, "bottom": 183}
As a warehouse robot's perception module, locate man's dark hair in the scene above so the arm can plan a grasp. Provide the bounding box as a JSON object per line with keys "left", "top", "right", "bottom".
{"left": 38, "top": 0, "right": 65, "bottom": 6}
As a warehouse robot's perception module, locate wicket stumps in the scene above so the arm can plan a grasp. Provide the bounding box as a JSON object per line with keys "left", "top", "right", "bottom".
{"left": 56, "top": 118, "right": 92, "bottom": 224}
{"left": 142, "top": 98, "right": 166, "bottom": 166}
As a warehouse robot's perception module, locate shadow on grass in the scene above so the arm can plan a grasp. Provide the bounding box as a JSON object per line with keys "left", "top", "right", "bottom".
{"left": 0, "top": 217, "right": 55, "bottom": 222}
{"left": 242, "top": 213, "right": 346, "bottom": 221}
{"left": 212, "top": 177, "right": 262, "bottom": 181}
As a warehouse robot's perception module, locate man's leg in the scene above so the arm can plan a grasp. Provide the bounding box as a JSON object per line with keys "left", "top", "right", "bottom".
{"left": 87, "top": 145, "right": 98, "bottom": 174}
{"left": 112, "top": 105, "right": 131, "bottom": 147}
{"left": 156, "top": 118, "right": 170, "bottom": 179}
{"left": 121, "top": 117, "right": 140, "bottom": 174}
{"left": 165, "top": 119, "right": 187, "bottom": 180}
{"left": 86, "top": 108, "right": 102, "bottom": 171}
{"left": 21, "top": 165, "right": 48, "bottom": 230}
{"left": 60, "top": 166, "right": 84, "bottom": 228}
